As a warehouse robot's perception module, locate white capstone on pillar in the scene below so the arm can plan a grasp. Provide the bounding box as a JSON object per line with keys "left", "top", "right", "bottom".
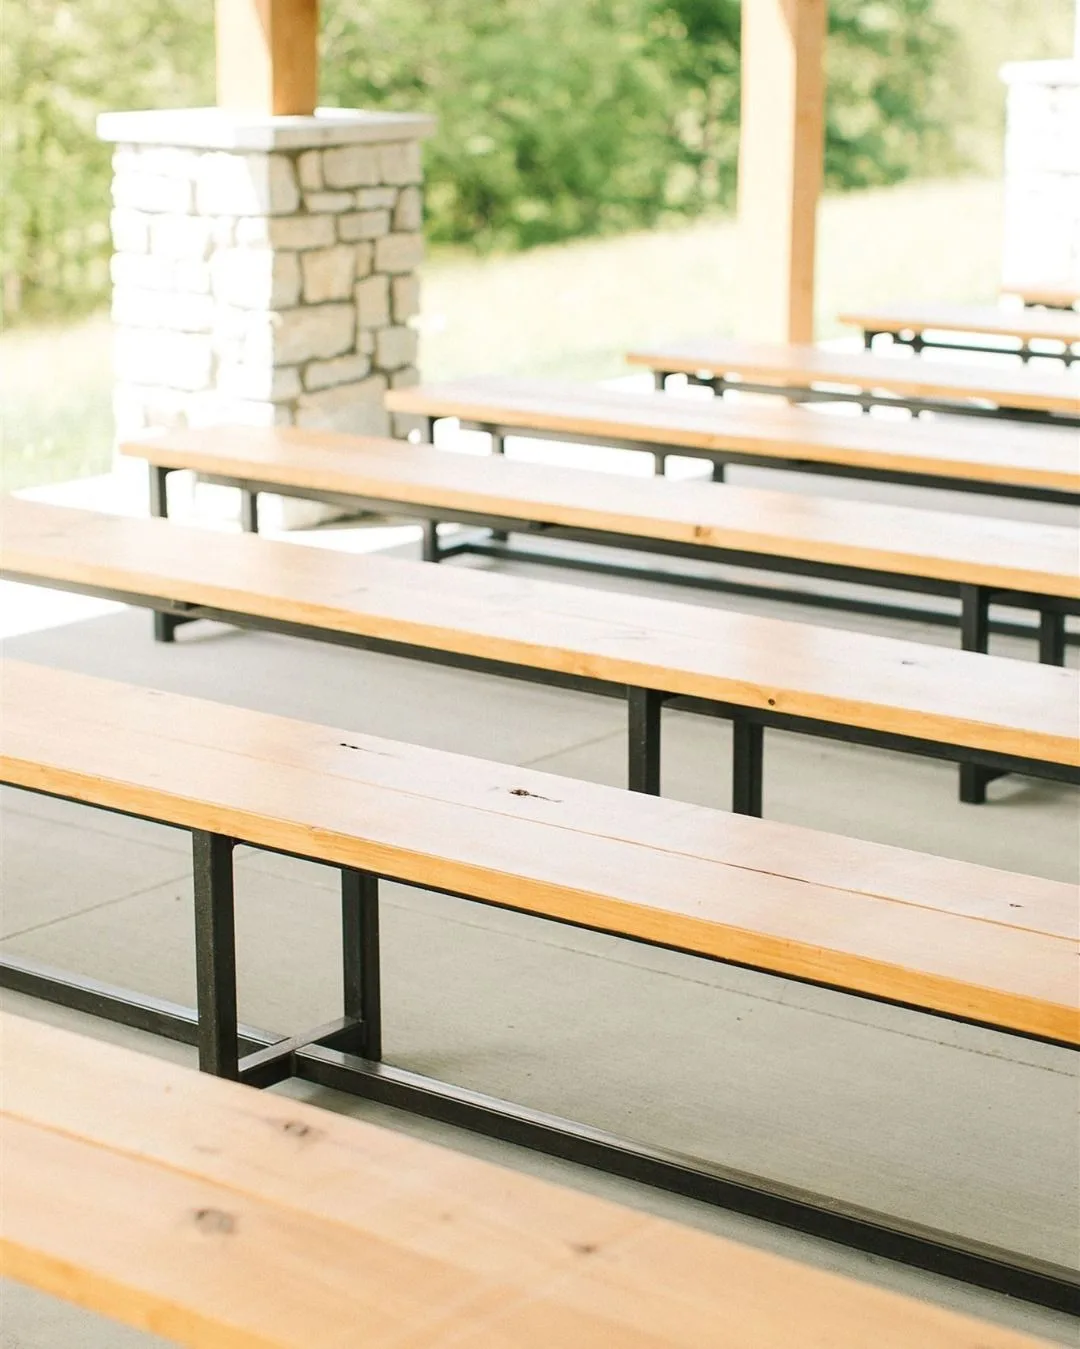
{"left": 98, "top": 108, "right": 435, "bottom": 468}
{"left": 999, "top": 61, "right": 1080, "bottom": 295}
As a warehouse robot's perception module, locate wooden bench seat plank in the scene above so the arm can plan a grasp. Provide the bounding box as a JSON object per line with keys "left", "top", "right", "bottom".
{"left": 1, "top": 1017, "right": 1051, "bottom": 1349}
{"left": 1004, "top": 281, "right": 1079, "bottom": 311}
{"left": 2, "top": 498, "right": 1078, "bottom": 771}
{"left": 384, "top": 375, "right": 1080, "bottom": 494}
{"left": 839, "top": 303, "right": 1080, "bottom": 347}
{"left": 125, "top": 426, "right": 1080, "bottom": 599}
{"left": 7, "top": 661, "right": 1073, "bottom": 942}
{"left": 625, "top": 339, "right": 1080, "bottom": 415}
{"left": 2, "top": 664, "right": 1076, "bottom": 1039}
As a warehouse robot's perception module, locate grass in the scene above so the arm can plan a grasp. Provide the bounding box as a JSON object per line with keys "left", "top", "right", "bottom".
{"left": 0, "top": 175, "right": 1007, "bottom": 492}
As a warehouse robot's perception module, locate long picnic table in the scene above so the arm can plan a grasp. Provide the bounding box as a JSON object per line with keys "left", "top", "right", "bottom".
{"left": 627, "top": 338, "right": 1080, "bottom": 424}
{"left": 124, "top": 424, "right": 1080, "bottom": 663}
{"left": 3, "top": 496, "right": 1078, "bottom": 814}
{"left": 839, "top": 301, "right": 1080, "bottom": 363}
{"left": 384, "top": 374, "right": 1080, "bottom": 506}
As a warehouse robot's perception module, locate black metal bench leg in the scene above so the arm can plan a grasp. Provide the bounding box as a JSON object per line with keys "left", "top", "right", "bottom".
{"left": 711, "top": 460, "right": 726, "bottom": 483}
{"left": 422, "top": 519, "right": 442, "bottom": 563}
{"left": 652, "top": 370, "right": 667, "bottom": 392}
{"left": 627, "top": 688, "right": 663, "bottom": 794}
{"left": 341, "top": 869, "right": 382, "bottom": 1060}
{"left": 149, "top": 465, "right": 182, "bottom": 643}
{"left": 240, "top": 489, "right": 259, "bottom": 534}
{"left": 732, "top": 719, "right": 764, "bottom": 817}
{"left": 192, "top": 831, "right": 239, "bottom": 1079}
{"left": 653, "top": 452, "right": 667, "bottom": 476}
{"left": 1038, "top": 611, "right": 1067, "bottom": 667}
{"left": 489, "top": 431, "right": 509, "bottom": 544}
{"left": 958, "top": 585, "right": 996, "bottom": 804}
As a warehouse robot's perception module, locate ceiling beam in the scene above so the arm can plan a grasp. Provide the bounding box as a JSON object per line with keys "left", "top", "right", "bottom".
{"left": 736, "top": 0, "right": 827, "bottom": 344}
{"left": 215, "top": 0, "right": 319, "bottom": 117}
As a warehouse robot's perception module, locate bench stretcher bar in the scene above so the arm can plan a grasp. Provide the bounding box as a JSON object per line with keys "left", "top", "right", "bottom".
{"left": 0, "top": 784, "right": 1076, "bottom": 1317}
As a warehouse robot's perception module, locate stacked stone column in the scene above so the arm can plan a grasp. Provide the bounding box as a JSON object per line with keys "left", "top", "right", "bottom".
{"left": 999, "top": 61, "right": 1080, "bottom": 294}
{"left": 98, "top": 109, "right": 434, "bottom": 450}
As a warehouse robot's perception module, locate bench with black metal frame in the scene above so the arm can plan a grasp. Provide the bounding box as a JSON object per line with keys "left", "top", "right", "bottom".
{"left": 2, "top": 662, "right": 1076, "bottom": 1317}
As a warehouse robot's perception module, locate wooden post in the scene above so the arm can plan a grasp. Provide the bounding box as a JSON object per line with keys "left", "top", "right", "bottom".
{"left": 215, "top": 0, "right": 319, "bottom": 116}
{"left": 736, "top": 0, "right": 826, "bottom": 345}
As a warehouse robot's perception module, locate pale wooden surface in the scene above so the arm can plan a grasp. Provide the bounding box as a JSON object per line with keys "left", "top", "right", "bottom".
{"left": 384, "top": 375, "right": 1080, "bottom": 494}
{"left": 736, "top": 0, "right": 825, "bottom": 343}
{"left": 125, "top": 425, "right": 1080, "bottom": 601}
{"left": 215, "top": 0, "right": 318, "bottom": 115}
{"left": 2, "top": 661, "right": 1077, "bottom": 1039}
{"left": 2, "top": 498, "right": 1078, "bottom": 771}
{"left": 625, "top": 339, "right": 1080, "bottom": 415}
{"left": 0, "top": 1015, "right": 1057, "bottom": 1349}
{"left": 1003, "top": 282, "right": 1080, "bottom": 311}
{"left": 839, "top": 303, "right": 1080, "bottom": 347}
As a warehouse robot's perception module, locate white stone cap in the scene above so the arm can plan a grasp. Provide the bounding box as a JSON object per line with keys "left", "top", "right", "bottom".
{"left": 98, "top": 106, "right": 436, "bottom": 150}
{"left": 1000, "top": 58, "right": 1080, "bottom": 87}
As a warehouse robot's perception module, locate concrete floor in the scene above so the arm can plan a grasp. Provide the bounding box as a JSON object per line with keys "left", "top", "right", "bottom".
{"left": 1, "top": 490, "right": 1079, "bottom": 1346}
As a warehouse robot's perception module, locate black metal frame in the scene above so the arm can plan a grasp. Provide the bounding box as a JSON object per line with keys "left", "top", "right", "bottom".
{"left": 653, "top": 370, "right": 1080, "bottom": 429}
{"left": 1, "top": 784, "right": 1076, "bottom": 1315}
{"left": 859, "top": 326, "right": 1077, "bottom": 367}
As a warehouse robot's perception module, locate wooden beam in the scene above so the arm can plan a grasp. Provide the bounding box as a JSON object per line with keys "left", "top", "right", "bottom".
{"left": 736, "top": 0, "right": 827, "bottom": 344}
{"left": 215, "top": 0, "right": 319, "bottom": 117}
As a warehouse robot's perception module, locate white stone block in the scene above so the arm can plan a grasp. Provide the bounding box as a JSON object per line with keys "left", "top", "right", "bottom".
{"left": 356, "top": 187, "right": 397, "bottom": 209}
{"left": 271, "top": 304, "right": 356, "bottom": 364}
{"left": 301, "top": 245, "right": 356, "bottom": 303}
{"left": 339, "top": 210, "right": 390, "bottom": 242}
{"left": 298, "top": 149, "right": 323, "bottom": 190}
{"left": 174, "top": 261, "right": 213, "bottom": 294}
{"left": 114, "top": 329, "right": 213, "bottom": 391}
{"left": 211, "top": 248, "right": 302, "bottom": 308}
{"left": 110, "top": 208, "right": 151, "bottom": 254}
{"left": 304, "top": 190, "right": 355, "bottom": 213}
{"left": 189, "top": 395, "right": 294, "bottom": 429}
{"left": 393, "top": 186, "right": 422, "bottom": 231}
{"left": 304, "top": 352, "right": 372, "bottom": 391}
{"left": 195, "top": 152, "right": 300, "bottom": 216}
{"left": 149, "top": 214, "right": 216, "bottom": 261}
{"left": 112, "top": 172, "right": 193, "bottom": 214}
{"left": 236, "top": 214, "right": 336, "bottom": 250}
{"left": 374, "top": 232, "right": 423, "bottom": 273}
{"left": 112, "top": 287, "right": 216, "bottom": 332}
{"left": 375, "top": 325, "right": 418, "bottom": 371}
{"left": 217, "top": 361, "right": 303, "bottom": 401}
{"left": 322, "top": 144, "right": 380, "bottom": 189}
{"left": 355, "top": 274, "right": 390, "bottom": 328}
{"left": 378, "top": 141, "right": 423, "bottom": 186}
{"left": 111, "top": 252, "right": 175, "bottom": 291}
{"left": 112, "top": 385, "right": 149, "bottom": 437}
{"left": 357, "top": 329, "right": 375, "bottom": 355}
{"left": 391, "top": 274, "right": 420, "bottom": 323}
{"left": 296, "top": 375, "right": 390, "bottom": 435}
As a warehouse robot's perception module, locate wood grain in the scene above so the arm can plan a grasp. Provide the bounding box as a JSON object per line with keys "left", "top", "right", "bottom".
{"left": 839, "top": 303, "right": 1080, "bottom": 347}
{"left": 0, "top": 1014, "right": 1055, "bottom": 1348}
{"left": 3, "top": 498, "right": 1078, "bottom": 771}
{"left": 2, "top": 661, "right": 1076, "bottom": 1039}
{"left": 384, "top": 375, "right": 1080, "bottom": 493}
{"left": 625, "top": 339, "right": 1080, "bottom": 415}
{"left": 125, "top": 425, "right": 1080, "bottom": 599}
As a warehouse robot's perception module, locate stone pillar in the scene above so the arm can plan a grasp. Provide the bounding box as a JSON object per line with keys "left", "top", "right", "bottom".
{"left": 999, "top": 60, "right": 1080, "bottom": 296}
{"left": 97, "top": 107, "right": 434, "bottom": 469}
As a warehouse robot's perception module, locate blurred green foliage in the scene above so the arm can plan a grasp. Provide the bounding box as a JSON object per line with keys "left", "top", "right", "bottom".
{"left": 0, "top": 0, "right": 1034, "bottom": 320}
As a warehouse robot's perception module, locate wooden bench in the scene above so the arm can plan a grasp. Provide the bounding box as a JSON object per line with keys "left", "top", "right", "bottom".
{"left": 2, "top": 665, "right": 1077, "bottom": 1311}
{"left": 1003, "top": 280, "right": 1080, "bottom": 312}
{"left": 124, "top": 424, "right": 1080, "bottom": 665}
{"left": 384, "top": 374, "right": 1080, "bottom": 506}
{"left": 626, "top": 338, "right": 1080, "bottom": 423}
{"left": 1, "top": 1016, "right": 1063, "bottom": 1345}
{"left": 838, "top": 302, "right": 1080, "bottom": 364}
{"left": 4, "top": 497, "right": 1078, "bottom": 812}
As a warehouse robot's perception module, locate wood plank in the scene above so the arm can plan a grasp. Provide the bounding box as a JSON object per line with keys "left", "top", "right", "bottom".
{"left": 125, "top": 425, "right": 1080, "bottom": 600}
{"left": 2, "top": 498, "right": 1078, "bottom": 773}
{"left": 625, "top": 339, "right": 1080, "bottom": 415}
{"left": 0, "top": 1016, "right": 1054, "bottom": 1349}
{"left": 1003, "top": 281, "right": 1080, "bottom": 311}
{"left": 215, "top": 0, "right": 319, "bottom": 116}
{"left": 384, "top": 375, "right": 1080, "bottom": 494}
{"left": 839, "top": 303, "right": 1080, "bottom": 347}
{"left": 2, "top": 662, "right": 1076, "bottom": 1039}
{"left": 736, "top": 0, "right": 826, "bottom": 343}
